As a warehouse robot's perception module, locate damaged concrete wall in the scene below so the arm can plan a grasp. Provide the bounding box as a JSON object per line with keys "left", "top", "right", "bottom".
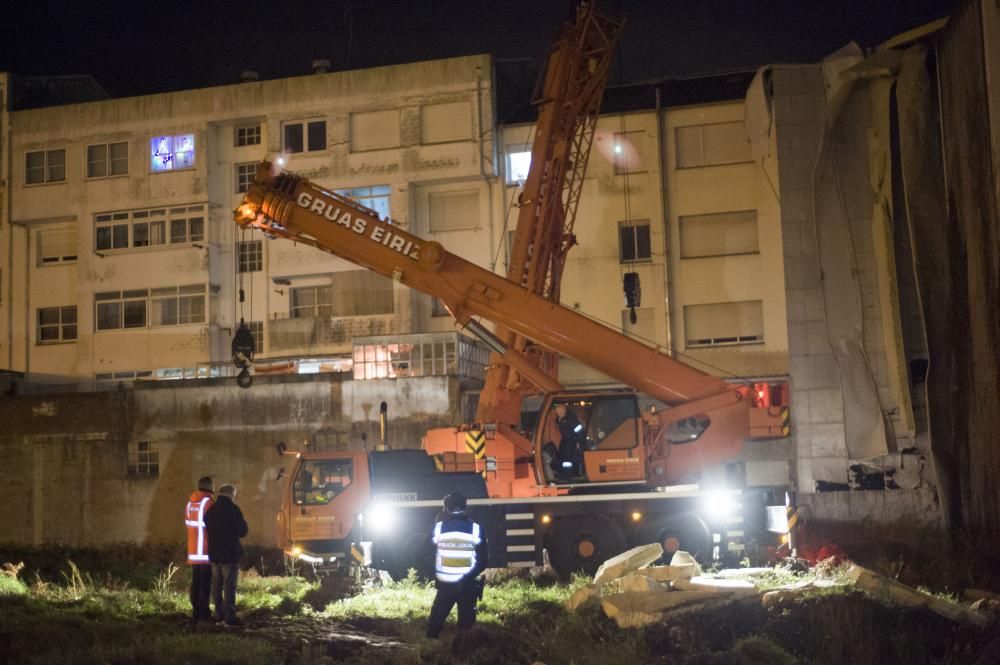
{"left": 0, "top": 373, "right": 467, "bottom": 547}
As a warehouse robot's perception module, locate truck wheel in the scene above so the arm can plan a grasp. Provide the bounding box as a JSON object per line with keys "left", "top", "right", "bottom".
{"left": 548, "top": 516, "right": 626, "bottom": 578}
{"left": 639, "top": 515, "right": 711, "bottom": 562}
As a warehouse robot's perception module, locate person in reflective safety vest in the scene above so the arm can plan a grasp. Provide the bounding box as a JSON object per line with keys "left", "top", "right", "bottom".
{"left": 426, "top": 492, "right": 488, "bottom": 639}
{"left": 185, "top": 476, "right": 215, "bottom": 622}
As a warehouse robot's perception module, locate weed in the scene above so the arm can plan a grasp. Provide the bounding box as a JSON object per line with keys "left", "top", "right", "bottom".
{"left": 153, "top": 561, "right": 180, "bottom": 594}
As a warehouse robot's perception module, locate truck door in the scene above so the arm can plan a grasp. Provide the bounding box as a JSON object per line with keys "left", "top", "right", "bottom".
{"left": 289, "top": 455, "right": 363, "bottom": 546}
{"left": 581, "top": 395, "right": 645, "bottom": 482}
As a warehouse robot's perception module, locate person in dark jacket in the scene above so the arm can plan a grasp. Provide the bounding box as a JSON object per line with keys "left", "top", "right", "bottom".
{"left": 425, "top": 492, "right": 488, "bottom": 639}
{"left": 205, "top": 484, "right": 248, "bottom": 626}
{"left": 553, "top": 403, "right": 585, "bottom": 478}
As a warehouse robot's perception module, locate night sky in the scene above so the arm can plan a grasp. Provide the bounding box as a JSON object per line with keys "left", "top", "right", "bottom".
{"left": 5, "top": 0, "right": 957, "bottom": 99}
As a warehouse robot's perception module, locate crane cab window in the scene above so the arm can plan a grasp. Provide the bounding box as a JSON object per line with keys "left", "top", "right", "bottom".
{"left": 585, "top": 396, "right": 640, "bottom": 451}
{"left": 294, "top": 459, "right": 353, "bottom": 505}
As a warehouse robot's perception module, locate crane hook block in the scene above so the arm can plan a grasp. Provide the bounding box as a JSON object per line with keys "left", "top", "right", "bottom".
{"left": 232, "top": 322, "right": 256, "bottom": 391}
{"left": 623, "top": 272, "right": 641, "bottom": 324}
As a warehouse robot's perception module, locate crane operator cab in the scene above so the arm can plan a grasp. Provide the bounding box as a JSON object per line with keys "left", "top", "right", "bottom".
{"left": 538, "top": 392, "right": 646, "bottom": 485}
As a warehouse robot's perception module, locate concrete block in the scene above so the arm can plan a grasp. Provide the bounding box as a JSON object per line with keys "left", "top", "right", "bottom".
{"left": 593, "top": 543, "right": 663, "bottom": 585}
{"left": 668, "top": 551, "right": 703, "bottom": 578}
{"left": 672, "top": 576, "right": 759, "bottom": 598}
{"left": 565, "top": 584, "right": 600, "bottom": 611}
{"left": 848, "top": 565, "right": 989, "bottom": 627}
{"left": 634, "top": 565, "right": 691, "bottom": 584}
{"left": 601, "top": 590, "right": 719, "bottom": 623}
{"left": 602, "top": 573, "right": 669, "bottom": 596}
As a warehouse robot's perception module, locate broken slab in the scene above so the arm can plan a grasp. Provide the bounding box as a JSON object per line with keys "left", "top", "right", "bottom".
{"left": 602, "top": 572, "right": 669, "bottom": 596}
{"left": 593, "top": 543, "right": 663, "bottom": 585}
{"left": 672, "top": 576, "right": 759, "bottom": 598}
{"left": 964, "top": 588, "right": 1000, "bottom": 603}
{"left": 565, "top": 584, "right": 600, "bottom": 611}
{"left": 634, "top": 565, "right": 691, "bottom": 583}
{"left": 847, "top": 565, "right": 989, "bottom": 627}
{"left": 601, "top": 589, "right": 718, "bottom": 618}
{"left": 667, "top": 550, "right": 703, "bottom": 579}
{"left": 715, "top": 567, "right": 773, "bottom": 578}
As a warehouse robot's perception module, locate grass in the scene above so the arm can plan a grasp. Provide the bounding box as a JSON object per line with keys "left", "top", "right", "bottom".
{"left": 0, "top": 547, "right": 995, "bottom": 665}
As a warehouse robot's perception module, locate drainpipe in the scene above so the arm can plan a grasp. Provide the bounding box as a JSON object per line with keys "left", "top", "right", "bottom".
{"left": 4, "top": 88, "right": 13, "bottom": 370}
{"left": 477, "top": 65, "right": 498, "bottom": 273}
{"left": 655, "top": 85, "right": 675, "bottom": 355}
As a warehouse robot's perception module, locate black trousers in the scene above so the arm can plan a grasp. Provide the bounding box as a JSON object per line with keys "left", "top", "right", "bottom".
{"left": 426, "top": 579, "right": 478, "bottom": 638}
{"left": 189, "top": 564, "right": 213, "bottom": 620}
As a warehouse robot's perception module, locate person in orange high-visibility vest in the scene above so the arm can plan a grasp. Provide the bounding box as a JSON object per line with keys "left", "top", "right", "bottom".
{"left": 185, "top": 476, "right": 215, "bottom": 622}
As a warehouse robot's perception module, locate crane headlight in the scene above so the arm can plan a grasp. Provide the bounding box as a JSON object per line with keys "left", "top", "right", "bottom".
{"left": 365, "top": 503, "right": 398, "bottom": 534}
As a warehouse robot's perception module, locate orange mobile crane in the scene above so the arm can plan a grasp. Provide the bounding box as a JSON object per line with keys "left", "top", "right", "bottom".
{"left": 235, "top": 4, "right": 790, "bottom": 576}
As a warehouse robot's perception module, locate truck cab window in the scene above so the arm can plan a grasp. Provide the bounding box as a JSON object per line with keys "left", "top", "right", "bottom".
{"left": 587, "top": 396, "right": 640, "bottom": 450}
{"left": 294, "top": 459, "right": 353, "bottom": 505}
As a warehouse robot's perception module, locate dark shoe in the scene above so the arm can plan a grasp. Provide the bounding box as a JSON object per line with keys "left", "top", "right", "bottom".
{"left": 224, "top": 618, "right": 243, "bottom": 627}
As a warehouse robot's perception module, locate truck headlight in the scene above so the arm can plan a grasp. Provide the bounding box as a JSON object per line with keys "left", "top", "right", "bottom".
{"left": 365, "top": 504, "right": 398, "bottom": 534}
{"left": 701, "top": 490, "right": 741, "bottom": 519}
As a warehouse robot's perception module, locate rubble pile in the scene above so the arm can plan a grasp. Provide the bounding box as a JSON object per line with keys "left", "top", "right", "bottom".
{"left": 564, "top": 544, "right": 995, "bottom": 630}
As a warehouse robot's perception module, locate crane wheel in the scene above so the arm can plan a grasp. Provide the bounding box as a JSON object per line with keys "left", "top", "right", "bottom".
{"left": 547, "top": 515, "right": 626, "bottom": 579}
{"left": 638, "top": 515, "right": 711, "bottom": 563}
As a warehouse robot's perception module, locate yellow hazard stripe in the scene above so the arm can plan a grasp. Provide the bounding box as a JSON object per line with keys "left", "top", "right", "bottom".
{"left": 781, "top": 407, "right": 791, "bottom": 437}
{"left": 786, "top": 506, "right": 799, "bottom": 531}
{"left": 351, "top": 544, "right": 364, "bottom": 563}
{"left": 465, "top": 431, "right": 486, "bottom": 458}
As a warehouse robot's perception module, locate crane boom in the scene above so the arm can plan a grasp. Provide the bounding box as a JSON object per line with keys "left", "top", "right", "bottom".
{"left": 236, "top": 164, "right": 744, "bottom": 406}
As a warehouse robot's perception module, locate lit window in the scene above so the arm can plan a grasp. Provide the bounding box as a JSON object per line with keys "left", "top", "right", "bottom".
{"left": 235, "top": 124, "right": 261, "bottom": 147}
{"left": 283, "top": 120, "right": 326, "bottom": 153}
{"left": 25, "top": 149, "right": 65, "bottom": 184}
{"left": 37, "top": 306, "right": 77, "bottom": 343}
{"left": 95, "top": 370, "right": 152, "bottom": 391}
{"left": 238, "top": 240, "right": 262, "bottom": 272}
{"left": 506, "top": 150, "right": 531, "bottom": 184}
{"left": 150, "top": 133, "right": 195, "bottom": 172}
{"left": 619, "top": 221, "right": 651, "bottom": 262}
{"left": 235, "top": 162, "right": 257, "bottom": 193}
{"left": 150, "top": 285, "right": 206, "bottom": 326}
{"left": 128, "top": 440, "right": 159, "bottom": 477}
{"left": 334, "top": 185, "right": 391, "bottom": 220}
{"left": 87, "top": 142, "right": 129, "bottom": 178}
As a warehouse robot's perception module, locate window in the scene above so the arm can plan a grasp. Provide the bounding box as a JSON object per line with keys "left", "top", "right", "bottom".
{"left": 334, "top": 185, "right": 390, "bottom": 220}
{"left": 680, "top": 210, "right": 759, "bottom": 258}
{"left": 95, "top": 290, "right": 148, "bottom": 330}
{"left": 428, "top": 190, "right": 479, "bottom": 232}
{"left": 331, "top": 271, "right": 393, "bottom": 317}
{"left": 38, "top": 228, "right": 77, "bottom": 264}
{"left": 128, "top": 440, "right": 159, "bottom": 477}
{"left": 168, "top": 206, "right": 205, "bottom": 244}
{"left": 150, "top": 133, "right": 195, "bottom": 172}
{"left": 95, "top": 370, "right": 152, "bottom": 390}
{"left": 235, "top": 124, "right": 261, "bottom": 146}
{"left": 95, "top": 205, "right": 203, "bottom": 251}
{"left": 235, "top": 162, "right": 257, "bottom": 193}
{"left": 37, "top": 306, "right": 77, "bottom": 343}
{"left": 25, "top": 149, "right": 65, "bottom": 184}
{"left": 283, "top": 120, "right": 326, "bottom": 153}
{"left": 151, "top": 285, "right": 206, "bottom": 326}
{"left": 684, "top": 300, "right": 764, "bottom": 347}
{"left": 420, "top": 101, "right": 472, "bottom": 144}
{"left": 352, "top": 338, "right": 460, "bottom": 379}
{"left": 675, "top": 122, "right": 752, "bottom": 168}
{"left": 87, "top": 142, "right": 129, "bottom": 178}
{"left": 293, "top": 459, "right": 352, "bottom": 505}
{"left": 238, "top": 240, "right": 262, "bottom": 272}
{"left": 350, "top": 109, "right": 399, "bottom": 151}
{"left": 619, "top": 221, "right": 651, "bottom": 262}
{"left": 506, "top": 149, "right": 531, "bottom": 185}
{"left": 248, "top": 320, "right": 264, "bottom": 354}
{"left": 290, "top": 285, "right": 332, "bottom": 318}
{"left": 613, "top": 131, "right": 647, "bottom": 174}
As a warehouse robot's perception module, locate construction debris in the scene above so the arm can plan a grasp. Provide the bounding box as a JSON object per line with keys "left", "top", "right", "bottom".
{"left": 672, "top": 575, "right": 759, "bottom": 598}
{"left": 592, "top": 544, "right": 663, "bottom": 585}
{"left": 847, "top": 565, "right": 990, "bottom": 627}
